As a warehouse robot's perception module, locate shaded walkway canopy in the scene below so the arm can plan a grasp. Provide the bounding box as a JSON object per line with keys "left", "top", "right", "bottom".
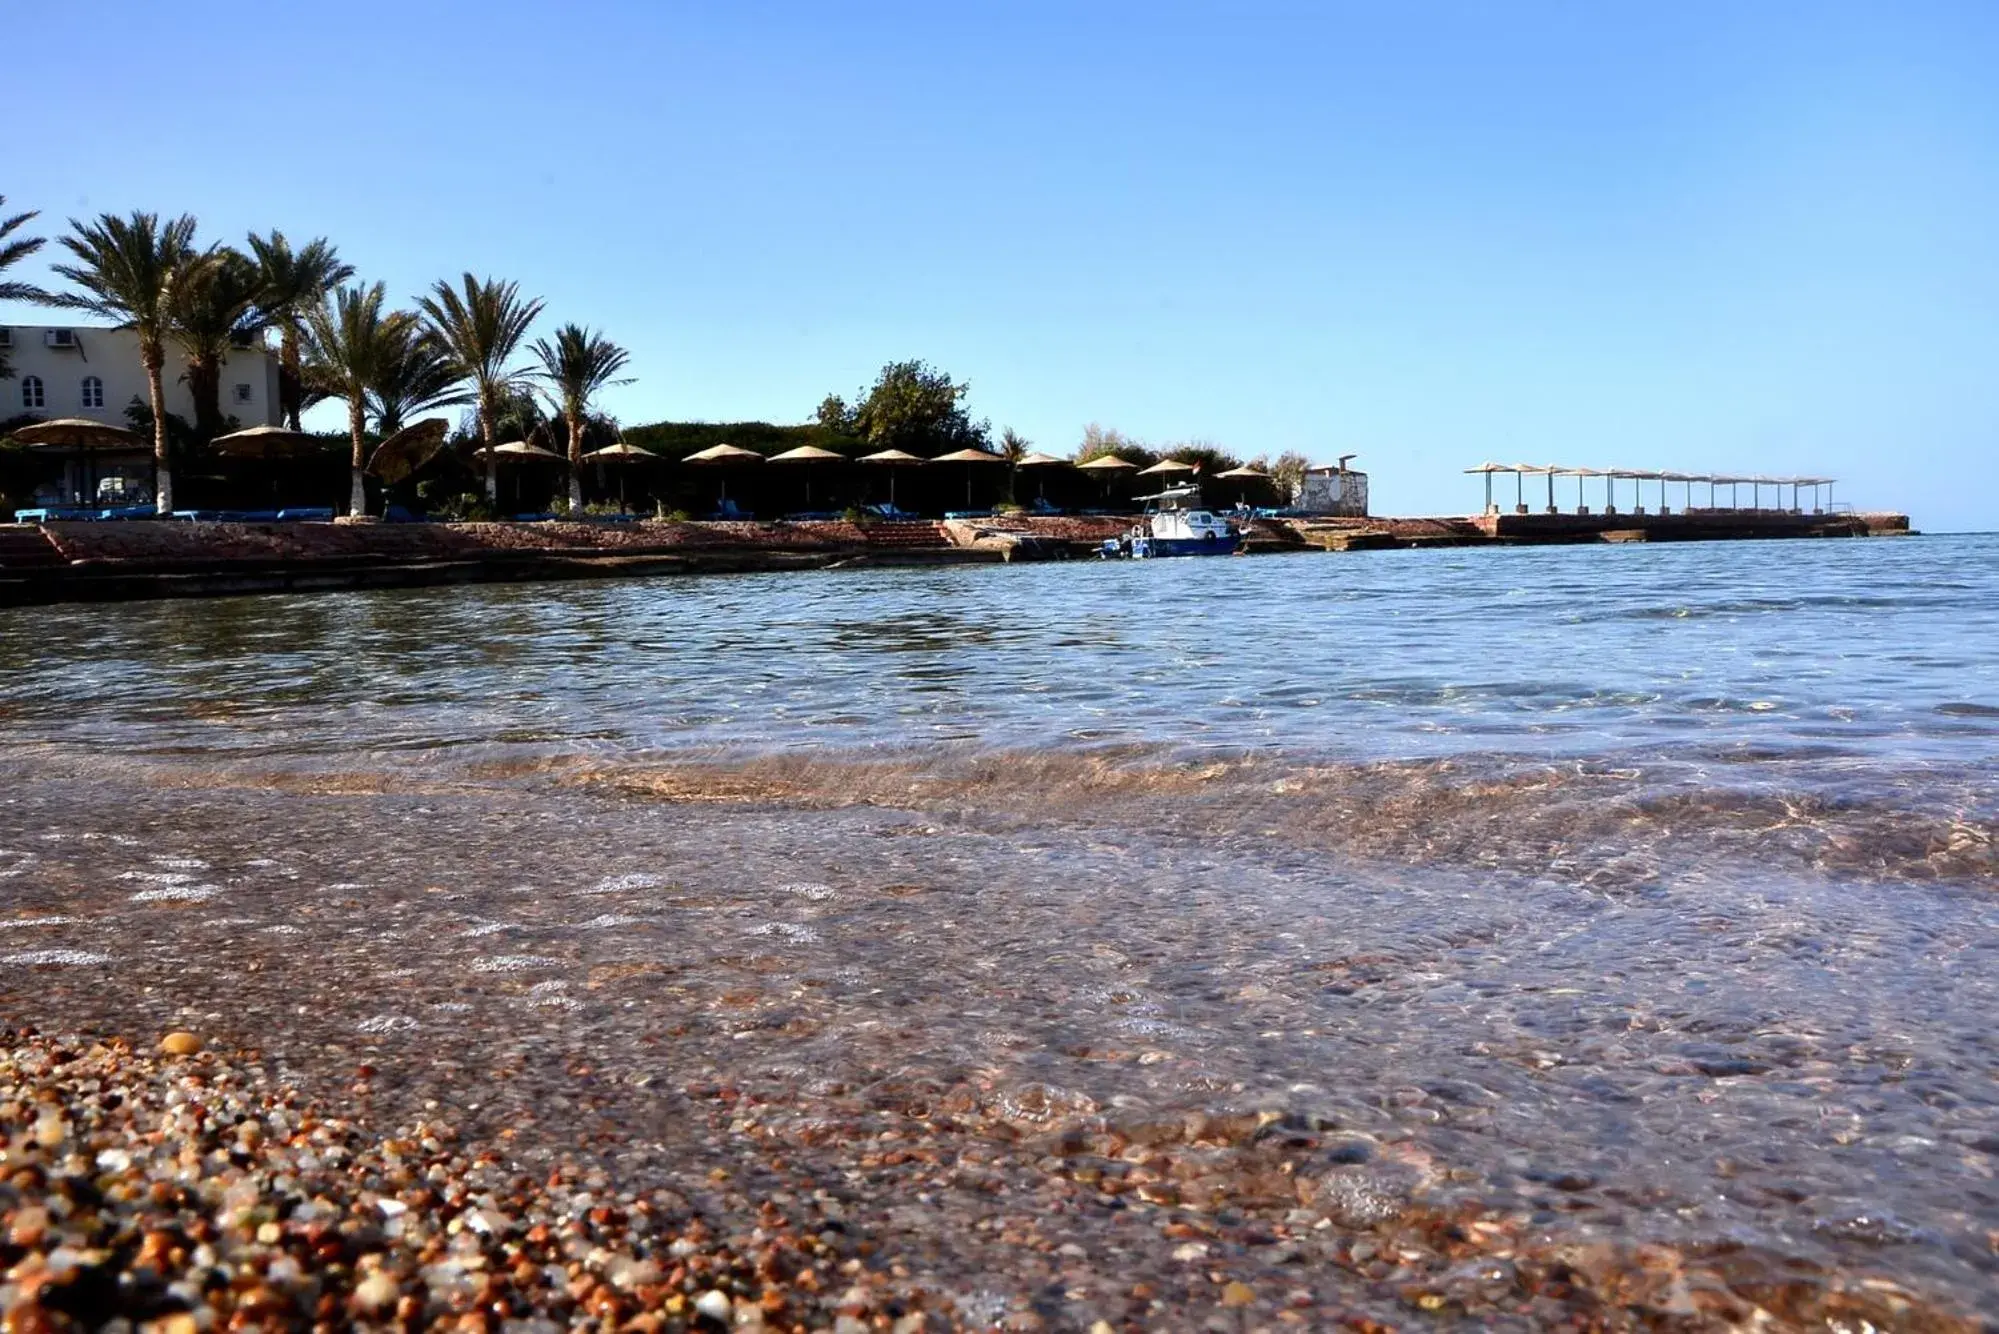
{"left": 1464, "top": 463, "right": 1838, "bottom": 514}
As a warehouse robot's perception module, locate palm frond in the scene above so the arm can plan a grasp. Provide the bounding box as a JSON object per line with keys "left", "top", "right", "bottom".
{"left": 417, "top": 272, "right": 545, "bottom": 398}
{"left": 46, "top": 212, "right": 201, "bottom": 345}
{"left": 247, "top": 230, "right": 354, "bottom": 330}
{"left": 530, "top": 323, "right": 634, "bottom": 419}
{"left": 0, "top": 196, "right": 49, "bottom": 305}
{"left": 367, "top": 325, "right": 474, "bottom": 434}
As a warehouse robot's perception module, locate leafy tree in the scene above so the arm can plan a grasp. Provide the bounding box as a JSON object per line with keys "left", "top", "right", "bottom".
{"left": 167, "top": 246, "right": 264, "bottom": 440}
{"left": 1267, "top": 449, "right": 1310, "bottom": 503}
{"left": 1073, "top": 423, "right": 1154, "bottom": 466}
{"left": 845, "top": 360, "right": 989, "bottom": 455}
{"left": 303, "top": 282, "right": 415, "bottom": 517}
{"left": 44, "top": 212, "right": 203, "bottom": 512}
{"left": 418, "top": 274, "right": 543, "bottom": 502}
{"left": 247, "top": 232, "right": 353, "bottom": 429}
{"left": 531, "top": 324, "right": 633, "bottom": 513}
{"left": 0, "top": 198, "right": 48, "bottom": 380}
{"left": 368, "top": 326, "right": 471, "bottom": 435}
{"left": 814, "top": 393, "right": 853, "bottom": 434}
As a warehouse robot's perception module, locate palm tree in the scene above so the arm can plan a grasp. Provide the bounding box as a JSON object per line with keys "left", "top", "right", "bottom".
{"left": 44, "top": 212, "right": 202, "bottom": 513}
{"left": 0, "top": 198, "right": 48, "bottom": 380}
{"left": 167, "top": 246, "right": 263, "bottom": 440}
{"left": 247, "top": 232, "right": 352, "bottom": 430}
{"left": 531, "top": 324, "right": 632, "bottom": 514}
{"left": 998, "top": 426, "right": 1030, "bottom": 504}
{"left": 303, "top": 281, "right": 414, "bottom": 517}
{"left": 367, "top": 326, "right": 470, "bottom": 435}
{"left": 417, "top": 274, "right": 543, "bottom": 502}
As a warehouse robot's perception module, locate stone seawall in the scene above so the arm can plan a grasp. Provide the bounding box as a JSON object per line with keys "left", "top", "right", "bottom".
{"left": 0, "top": 509, "right": 1918, "bottom": 606}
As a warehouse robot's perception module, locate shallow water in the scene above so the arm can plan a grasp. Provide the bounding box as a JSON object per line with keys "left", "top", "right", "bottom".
{"left": 1, "top": 534, "right": 1995, "bottom": 1323}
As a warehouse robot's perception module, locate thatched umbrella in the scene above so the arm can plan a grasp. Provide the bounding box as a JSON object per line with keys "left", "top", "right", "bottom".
{"left": 1014, "top": 450, "right": 1067, "bottom": 503}
{"left": 581, "top": 440, "right": 658, "bottom": 513}
{"left": 1137, "top": 458, "right": 1196, "bottom": 478}
{"left": 682, "top": 442, "right": 762, "bottom": 512}
{"left": 8, "top": 418, "right": 149, "bottom": 508}
{"left": 366, "top": 418, "right": 452, "bottom": 486}
{"left": 476, "top": 440, "right": 565, "bottom": 461}
{"left": 473, "top": 440, "right": 565, "bottom": 512}
{"left": 931, "top": 446, "right": 1006, "bottom": 510}
{"left": 8, "top": 418, "right": 144, "bottom": 449}
{"left": 1076, "top": 453, "right": 1139, "bottom": 507}
{"left": 1215, "top": 464, "right": 1268, "bottom": 506}
{"left": 768, "top": 444, "right": 844, "bottom": 511}
{"left": 858, "top": 448, "right": 925, "bottom": 509}
{"left": 210, "top": 424, "right": 323, "bottom": 460}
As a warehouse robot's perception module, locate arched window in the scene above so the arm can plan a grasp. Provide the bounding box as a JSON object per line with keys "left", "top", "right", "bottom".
{"left": 80, "top": 376, "right": 104, "bottom": 410}
{"left": 20, "top": 375, "right": 42, "bottom": 410}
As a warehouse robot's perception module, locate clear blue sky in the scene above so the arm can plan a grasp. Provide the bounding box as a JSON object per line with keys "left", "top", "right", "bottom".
{"left": 4, "top": 1, "right": 1994, "bottom": 527}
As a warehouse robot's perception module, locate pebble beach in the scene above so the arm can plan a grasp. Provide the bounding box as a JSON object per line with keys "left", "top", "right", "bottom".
{"left": 3, "top": 539, "right": 1995, "bottom": 1330}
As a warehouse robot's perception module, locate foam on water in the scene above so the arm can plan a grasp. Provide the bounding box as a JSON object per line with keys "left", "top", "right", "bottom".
{"left": 4, "top": 950, "right": 113, "bottom": 966}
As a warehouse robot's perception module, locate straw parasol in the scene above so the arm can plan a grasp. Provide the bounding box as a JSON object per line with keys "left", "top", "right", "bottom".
{"left": 1076, "top": 453, "right": 1138, "bottom": 506}
{"left": 681, "top": 442, "right": 762, "bottom": 509}
{"left": 209, "top": 424, "right": 324, "bottom": 460}
{"left": 1137, "top": 458, "right": 1196, "bottom": 477}
{"left": 1014, "top": 450, "right": 1066, "bottom": 501}
{"left": 8, "top": 418, "right": 144, "bottom": 449}
{"left": 858, "top": 448, "right": 925, "bottom": 508}
{"left": 931, "top": 446, "right": 1005, "bottom": 510}
{"left": 1215, "top": 464, "right": 1268, "bottom": 506}
{"left": 366, "top": 418, "right": 451, "bottom": 485}
{"left": 581, "top": 440, "right": 658, "bottom": 513}
{"left": 476, "top": 440, "right": 565, "bottom": 461}
{"left": 768, "top": 444, "right": 845, "bottom": 510}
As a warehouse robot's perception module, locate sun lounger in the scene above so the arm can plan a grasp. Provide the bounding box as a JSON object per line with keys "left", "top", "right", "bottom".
{"left": 276, "top": 507, "right": 335, "bottom": 521}
{"left": 511, "top": 512, "right": 558, "bottom": 522}
{"left": 865, "top": 502, "right": 917, "bottom": 520}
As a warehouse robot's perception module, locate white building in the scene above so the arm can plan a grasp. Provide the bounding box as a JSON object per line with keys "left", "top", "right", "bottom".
{"left": 1, "top": 324, "right": 281, "bottom": 429}
{"left": 1296, "top": 456, "right": 1369, "bottom": 516}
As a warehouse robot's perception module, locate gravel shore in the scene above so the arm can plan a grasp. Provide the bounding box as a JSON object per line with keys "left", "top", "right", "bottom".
{"left": 2, "top": 1027, "right": 1980, "bottom": 1332}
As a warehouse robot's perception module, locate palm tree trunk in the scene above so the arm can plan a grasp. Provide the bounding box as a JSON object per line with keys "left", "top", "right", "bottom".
{"left": 480, "top": 386, "right": 498, "bottom": 503}
{"left": 348, "top": 399, "right": 368, "bottom": 517}
{"left": 188, "top": 355, "right": 224, "bottom": 441}
{"left": 567, "top": 410, "right": 584, "bottom": 515}
{"left": 145, "top": 349, "right": 173, "bottom": 515}
{"left": 280, "top": 326, "right": 303, "bottom": 431}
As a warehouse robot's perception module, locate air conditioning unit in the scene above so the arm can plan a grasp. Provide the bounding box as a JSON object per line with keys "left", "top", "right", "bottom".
{"left": 44, "top": 329, "right": 78, "bottom": 349}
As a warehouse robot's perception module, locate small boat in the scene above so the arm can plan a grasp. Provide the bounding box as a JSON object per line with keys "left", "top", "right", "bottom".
{"left": 1100, "top": 484, "right": 1243, "bottom": 558}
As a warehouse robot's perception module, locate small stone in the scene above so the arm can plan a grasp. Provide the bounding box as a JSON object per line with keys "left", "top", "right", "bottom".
{"left": 1221, "top": 1281, "right": 1255, "bottom": 1307}
{"left": 352, "top": 1270, "right": 400, "bottom": 1313}
{"left": 694, "top": 1289, "right": 732, "bottom": 1323}
{"left": 160, "top": 1032, "right": 202, "bottom": 1057}
{"left": 9, "top": 1206, "right": 49, "bottom": 1247}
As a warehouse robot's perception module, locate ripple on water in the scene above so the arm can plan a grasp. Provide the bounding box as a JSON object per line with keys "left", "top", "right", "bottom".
{"left": 581, "top": 872, "right": 666, "bottom": 895}
{"left": 356, "top": 1015, "right": 420, "bottom": 1034}
{"left": 130, "top": 886, "right": 220, "bottom": 903}
{"left": 3, "top": 950, "right": 113, "bottom": 967}
{"left": 470, "top": 955, "right": 561, "bottom": 973}
{"left": 749, "top": 922, "right": 822, "bottom": 945}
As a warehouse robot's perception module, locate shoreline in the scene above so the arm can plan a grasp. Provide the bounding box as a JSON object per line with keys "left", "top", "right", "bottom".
{"left": 0, "top": 509, "right": 1916, "bottom": 606}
